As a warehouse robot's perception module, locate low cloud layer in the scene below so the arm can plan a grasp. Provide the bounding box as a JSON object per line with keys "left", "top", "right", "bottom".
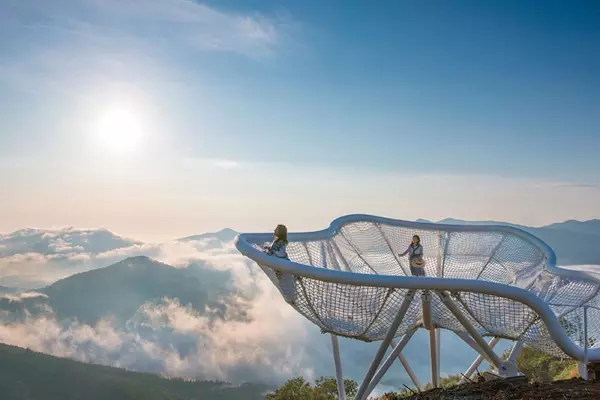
{"left": 0, "top": 231, "right": 490, "bottom": 392}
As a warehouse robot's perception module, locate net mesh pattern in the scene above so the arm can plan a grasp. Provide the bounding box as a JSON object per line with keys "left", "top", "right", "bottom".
{"left": 246, "top": 220, "right": 600, "bottom": 357}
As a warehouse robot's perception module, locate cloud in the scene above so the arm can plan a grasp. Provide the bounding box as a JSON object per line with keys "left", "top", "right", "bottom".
{"left": 0, "top": 232, "right": 488, "bottom": 391}
{"left": 0, "top": 0, "right": 296, "bottom": 94}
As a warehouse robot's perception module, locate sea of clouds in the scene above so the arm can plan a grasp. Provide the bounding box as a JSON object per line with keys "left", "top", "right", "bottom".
{"left": 0, "top": 229, "right": 489, "bottom": 394}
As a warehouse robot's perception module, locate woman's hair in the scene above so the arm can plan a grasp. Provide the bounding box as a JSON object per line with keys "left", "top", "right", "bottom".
{"left": 275, "top": 224, "right": 288, "bottom": 244}
{"left": 412, "top": 235, "right": 421, "bottom": 245}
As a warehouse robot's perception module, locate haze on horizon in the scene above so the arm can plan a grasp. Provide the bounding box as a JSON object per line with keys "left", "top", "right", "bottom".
{"left": 1, "top": 0, "right": 599, "bottom": 242}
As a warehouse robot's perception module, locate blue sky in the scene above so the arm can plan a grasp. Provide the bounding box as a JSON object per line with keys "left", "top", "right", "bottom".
{"left": 0, "top": 0, "right": 599, "bottom": 239}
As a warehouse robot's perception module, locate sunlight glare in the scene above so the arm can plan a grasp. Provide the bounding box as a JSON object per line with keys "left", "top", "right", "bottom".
{"left": 94, "top": 107, "right": 144, "bottom": 154}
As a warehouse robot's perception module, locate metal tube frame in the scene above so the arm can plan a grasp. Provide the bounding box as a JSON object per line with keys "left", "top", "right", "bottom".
{"left": 438, "top": 291, "right": 507, "bottom": 374}
{"left": 459, "top": 337, "right": 501, "bottom": 384}
{"left": 354, "top": 290, "right": 415, "bottom": 400}
{"left": 391, "top": 335, "right": 422, "bottom": 390}
{"left": 363, "top": 328, "right": 417, "bottom": 399}
{"left": 331, "top": 334, "right": 346, "bottom": 400}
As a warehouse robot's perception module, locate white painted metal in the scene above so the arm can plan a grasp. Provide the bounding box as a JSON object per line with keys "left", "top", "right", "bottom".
{"left": 235, "top": 214, "right": 600, "bottom": 367}
{"left": 330, "top": 334, "right": 346, "bottom": 400}
{"left": 455, "top": 331, "right": 493, "bottom": 363}
{"left": 397, "top": 354, "right": 421, "bottom": 390}
{"left": 429, "top": 327, "right": 439, "bottom": 388}
{"left": 438, "top": 291, "right": 505, "bottom": 372}
{"left": 354, "top": 291, "right": 415, "bottom": 400}
{"left": 364, "top": 329, "right": 416, "bottom": 399}
{"left": 435, "top": 328, "right": 441, "bottom": 383}
{"left": 459, "top": 337, "right": 501, "bottom": 384}
{"left": 390, "top": 329, "right": 421, "bottom": 390}
{"left": 581, "top": 307, "right": 590, "bottom": 380}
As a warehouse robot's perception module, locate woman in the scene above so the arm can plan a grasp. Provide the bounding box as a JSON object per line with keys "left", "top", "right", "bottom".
{"left": 264, "top": 224, "right": 289, "bottom": 260}
{"left": 399, "top": 235, "right": 425, "bottom": 276}
{"left": 264, "top": 224, "right": 296, "bottom": 304}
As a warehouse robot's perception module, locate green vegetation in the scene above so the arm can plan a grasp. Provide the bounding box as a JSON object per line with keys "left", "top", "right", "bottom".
{"left": 0, "top": 343, "right": 268, "bottom": 400}
{"left": 269, "top": 346, "right": 579, "bottom": 400}
{"left": 265, "top": 376, "right": 358, "bottom": 399}
{"left": 502, "top": 345, "right": 576, "bottom": 382}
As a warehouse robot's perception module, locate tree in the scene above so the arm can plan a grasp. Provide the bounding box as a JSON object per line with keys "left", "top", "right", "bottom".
{"left": 267, "top": 376, "right": 358, "bottom": 400}
{"left": 501, "top": 345, "right": 576, "bottom": 382}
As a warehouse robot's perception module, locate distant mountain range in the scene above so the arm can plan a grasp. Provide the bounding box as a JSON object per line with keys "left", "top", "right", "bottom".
{"left": 420, "top": 218, "right": 600, "bottom": 265}
{"left": 179, "top": 228, "right": 239, "bottom": 243}
{"left": 0, "top": 227, "right": 139, "bottom": 258}
{"left": 0, "top": 343, "right": 268, "bottom": 400}
{"left": 36, "top": 256, "right": 243, "bottom": 327}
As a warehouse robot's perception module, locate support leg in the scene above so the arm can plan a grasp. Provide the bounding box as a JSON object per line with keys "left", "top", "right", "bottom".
{"left": 579, "top": 306, "right": 590, "bottom": 380}
{"left": 435, "top": 328, "right": 441, "bottom": 384}
{"left": 354, "top": 290, "right": 415, "bottom": 400}
{"left": 458, "top": 337, "right": 500, "bottom": 384}
{"left": 438, "top": 291, "right": 507, "bottom": 375}
{"left": 503, "top": 338, "right": 524, "bottom": 378}
{"left": 364, "top": 328, "right": 417, "bottom": 399}
{"left": 391, "top": 336, "right": 422, "bottom": 390}
{"left": 330, "top": 334, "right": 346, "bottom": 400}
{"left": 429, "top": 328, "right": 439, "bottom": 388}
{"left": 421, "top": 291, "right": 439, "bottom": 388}
{"left": 455, "top": 331, "right": 494, "bottom": 363}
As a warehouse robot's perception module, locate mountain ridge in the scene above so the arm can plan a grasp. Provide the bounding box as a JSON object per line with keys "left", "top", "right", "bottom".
{"left": 0, "top": 342, "right": 269, "bottom": 400}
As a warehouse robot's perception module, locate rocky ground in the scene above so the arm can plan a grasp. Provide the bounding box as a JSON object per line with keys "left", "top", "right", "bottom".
{"left": 381, "top": 377, "right": 600, "bottom": 399}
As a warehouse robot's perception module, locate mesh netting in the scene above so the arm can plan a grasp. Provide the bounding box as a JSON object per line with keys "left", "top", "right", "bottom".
{"left": 246, "top": 220, "right": 600, "bottom": 357}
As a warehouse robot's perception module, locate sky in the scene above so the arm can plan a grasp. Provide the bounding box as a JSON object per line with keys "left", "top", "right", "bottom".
{"left": 0, "top": 0, "right": 599, "bottom": 241}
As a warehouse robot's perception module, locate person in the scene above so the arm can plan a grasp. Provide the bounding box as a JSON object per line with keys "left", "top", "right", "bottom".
{"left": 399, "top": 235, "right": 425, "bottom": 276}
{"left": 263, "top": 224, "right": 289, "bottom": 260}
{"left": 263, "top": 224, "right": 296, "bottom": 304}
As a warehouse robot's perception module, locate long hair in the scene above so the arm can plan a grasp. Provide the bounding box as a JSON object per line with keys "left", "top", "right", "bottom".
{"left": 275, "top": 224, "right": 288, "bottom": 244}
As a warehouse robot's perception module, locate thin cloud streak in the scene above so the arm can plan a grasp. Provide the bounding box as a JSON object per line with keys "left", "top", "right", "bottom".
{"left": 0, "top": 0, "right": 297, "bottom": 94}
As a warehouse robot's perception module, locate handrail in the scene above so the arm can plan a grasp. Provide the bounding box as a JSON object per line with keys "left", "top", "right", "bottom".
{"left": 234, "top": 214, "right": 600, "bottom": 362}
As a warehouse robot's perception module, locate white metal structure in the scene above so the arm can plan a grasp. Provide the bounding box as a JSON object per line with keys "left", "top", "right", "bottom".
{"left": 234, "top": 214, "right": 600, "bottom": 399}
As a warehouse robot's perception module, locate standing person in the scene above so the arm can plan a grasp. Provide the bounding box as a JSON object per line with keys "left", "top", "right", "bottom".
{"left": 264, "top": 224, "right": 289, "bottom": 260}
{"left": 399, "top": 235, "right": 425, "bottom": 276}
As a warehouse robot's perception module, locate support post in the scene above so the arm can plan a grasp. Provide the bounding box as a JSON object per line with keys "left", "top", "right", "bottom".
{"left": 507, "top": 338, "right": 524, "bottom": 364}
{"left": 503, "top": 338, "right": 524, "bottom": 378}
{"left": 421, "top": 291, "right": 433, "bottom": 330}
{"left": 438, "top": 291, "right": 506, "bottom": 374}
{"left": 579, "top": 307, "right": 590, "bottom": 380}
{"left": 455, "top": 331, "right": 494, "bottom": 362}
{"left": 429, "top": 328, "right": 439, "bottom": 388}
{"left": 391, "top": 336, "right": 422, "bottom": 390}
{"left": 330, "top": 334, "right": 346, "bottom": 400}
{"left": 354, "top": 291, "right": 415, "bottom": 400}
{"left": 458, "top": 337, "right": 500, "bottom": 384}
{"left": 435, "top": 328, "right": 441, "bottom": 383}
{"left": 422, "top": 290, "right": 439, "bottom": 388}
{"left": 364, "top": 328, "right": 417, "bottom": 398}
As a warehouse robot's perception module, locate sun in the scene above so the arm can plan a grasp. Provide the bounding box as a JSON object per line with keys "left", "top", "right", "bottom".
{"left": 94, "top": 107, "right": 144, "bottom": 153}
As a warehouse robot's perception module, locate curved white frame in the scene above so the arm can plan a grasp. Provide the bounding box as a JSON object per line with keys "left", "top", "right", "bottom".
{"left": 235, "top": 214, "right": 600, "bottom": 396}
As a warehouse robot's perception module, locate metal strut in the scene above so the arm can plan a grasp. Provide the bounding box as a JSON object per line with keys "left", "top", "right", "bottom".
{"left": 364, "top": 328, "right": 418, "bottom": 399}
{"left": 437, "top": 291, "right": 507, "bottom": 374}
{"left": 330, "top": 334, "right": 346, "bottom": 400}
{"left": 354, "top": 290, "right": 415, "bottom": 400}
{"left": 390, "top": 334, "right": 422, "bottom": 390}
{"left": 459, "top": 337, "right": 501, "bottom": 384}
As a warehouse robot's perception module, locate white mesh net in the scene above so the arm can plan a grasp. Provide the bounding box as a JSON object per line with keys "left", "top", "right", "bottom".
{"left": 242, "top": 219, "right": 600, "bottom": 358}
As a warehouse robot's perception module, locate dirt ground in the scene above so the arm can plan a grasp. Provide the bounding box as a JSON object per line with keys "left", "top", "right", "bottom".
{"left": 382, "top": 377, "right": 600, "bottom": 399}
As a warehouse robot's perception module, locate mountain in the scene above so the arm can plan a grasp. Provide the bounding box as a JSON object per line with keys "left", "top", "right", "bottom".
{"left": 39, "top": 256, "right": 243, "bottom": 326}
{"left": 0, "top": 285, "right": 21, "bottom": 295}
{"left": 0, "top": 227, "right": 139, "bottom": 257}
{"left": 0, "top": 342, "right": 269, "bottom": 400}
{"left": 425, "top": 218, "right": 600, "bottom": 265}
{"left": 543, "top": 219, "right": 600, "bottom": 236}
{"left": 179, "top": 228, "right": 239, "bottom": 243}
